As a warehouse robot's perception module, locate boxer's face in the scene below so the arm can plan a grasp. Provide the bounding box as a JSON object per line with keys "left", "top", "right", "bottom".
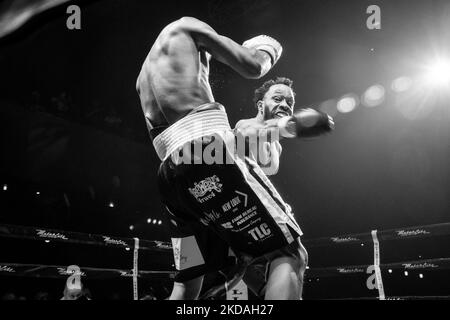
{"left": 259, "top": 84, "right": 295, "bottom": 120}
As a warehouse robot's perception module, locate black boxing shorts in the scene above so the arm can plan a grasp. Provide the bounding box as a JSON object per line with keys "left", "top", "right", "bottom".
{"left": 157, "top": 133, "right": 303, "bottom": 283}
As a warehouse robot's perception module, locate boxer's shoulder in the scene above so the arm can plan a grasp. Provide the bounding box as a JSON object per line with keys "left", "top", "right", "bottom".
{"left": 234, "top": 117, "right": 259, "bottom": 130}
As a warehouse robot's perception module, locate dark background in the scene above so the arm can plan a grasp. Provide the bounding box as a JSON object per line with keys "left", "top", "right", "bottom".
{"left": 0, "top": 0, "right": 449, "bottom": 299}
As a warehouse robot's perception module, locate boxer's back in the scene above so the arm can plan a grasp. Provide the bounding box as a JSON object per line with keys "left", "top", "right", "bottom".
{"left": 136, "top": 19, "right": 214, "bottom": 134}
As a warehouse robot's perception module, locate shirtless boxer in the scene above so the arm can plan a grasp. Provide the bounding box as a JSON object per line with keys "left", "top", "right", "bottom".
{"left": 136, "top": 17, "right": 333, "bottom": 300}
{"left": 236, "top": 77, "right": 334, "bottom": 299}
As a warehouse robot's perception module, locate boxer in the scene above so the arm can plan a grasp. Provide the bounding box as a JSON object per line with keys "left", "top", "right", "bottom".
{"left": 136, "top": 17, "right": 333, "bottom": 300}
{"left": 235, "top": 77, "right": 333, "bottom": 299}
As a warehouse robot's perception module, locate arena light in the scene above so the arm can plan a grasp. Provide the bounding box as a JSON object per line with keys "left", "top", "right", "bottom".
{"left": 362, "top": 84, "right": 385, "bottom": 107}
{"left": 152, "top": 219, "right": 158, "bottom": 224}
{"left": 391, "top": 77, "right": 413, "bottom": 93}
{"left": 2, "top": 184, "right": 7, "bottom": 191}
{"left": 36, "top": 191, "right": 40, "bottom": 195}
{"left": 404, "top": 271, "right": 409, "bottom": 276}
{"left": 337, "top": 94, "right": 359, "bottom": 113}
{"left": 45, "top": 240, "right": 50, "bottom": 243}
{"left": 129, "top": 225, "right": 134, "bottom": 231}
{"left": 158, "top": 220, "right": 162, "bottom": 225}
{"left": 147, "top": 218, "right": 152, "bottom": 224}
{"left": 424, "top": 58, "right": 450, "bottom": 87}
{"left": 108, "top": 201, "right": 115, "bottom": 208}
{"left": 125, "top": 247, "right": 130, "bottom": 251}
{"left": 419, "top": 273, "right": 424, "bottom": 279}
{"left": 388, "top": 269, "right": 393, "bottom": 274}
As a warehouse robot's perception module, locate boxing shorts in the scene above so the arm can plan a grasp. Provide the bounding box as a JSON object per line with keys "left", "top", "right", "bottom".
{"left": 155, "top": 103, "right": 303, "bottom": 282}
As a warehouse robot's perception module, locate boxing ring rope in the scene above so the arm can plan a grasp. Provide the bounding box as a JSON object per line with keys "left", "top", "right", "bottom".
{"left": 0, "top": 224, "right": 172, "bottom": 252}
{"left": 0, "top": 263, "right": 174, "bottom": 279}
{"left": 301, "top": 223, "right": 450, "bottom": 247}
{"left": 1, "top": 222, "right": 449, "bottom": 299}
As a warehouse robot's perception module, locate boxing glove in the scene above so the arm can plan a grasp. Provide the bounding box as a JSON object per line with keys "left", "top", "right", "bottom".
{"left": 278, "top": 108, "right": 334, "bottom": 138}
{"left": 242, "top": 35, "right": 283, "bottom": 67}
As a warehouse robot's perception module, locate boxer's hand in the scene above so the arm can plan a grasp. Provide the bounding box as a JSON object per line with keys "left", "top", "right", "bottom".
{"left": 293, "top": 108, "right": 334, "bottom": 138}
{"left": 242, "top": 35, "right": 283, "bottom": 67}
{"left": 278, "top": 109, "right": 334, "bottom": 138}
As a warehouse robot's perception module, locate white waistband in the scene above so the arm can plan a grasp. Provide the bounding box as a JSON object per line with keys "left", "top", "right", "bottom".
{"left": 153, "top": 106, "right": 231, "bottom": 161}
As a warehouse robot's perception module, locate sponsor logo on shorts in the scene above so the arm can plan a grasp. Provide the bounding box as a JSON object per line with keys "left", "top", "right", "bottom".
{"left": 221, "top": 222, "right": 234, "bottom": 229}
{"left": 396, "top": 229, "right": 430, "bottom": 237}
{"left": 200, "top": 210, "right": 222, "bottom": 226}
{"left": 102, "top": 236, "right": 127, "bottom": 246}
{"left": 0, "top": 266, "right": 15, "bottom": 273}
{"left": 248, "top": 223, "right": 272, "bottom": 241}
{"left": 189, "top": 175, "right": 223, "bottom": 203}
{"left": 222, "top": 196, "right": 242, "bottom": 213}
{"left": 36, "top": 229, "right": 69, "bottom": 240}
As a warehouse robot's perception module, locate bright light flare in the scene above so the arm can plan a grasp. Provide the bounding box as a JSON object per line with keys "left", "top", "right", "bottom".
{"left": 424, "top": 58, "right": 450, "bottom": 87}
{"left": 392, "top": 77, "right": 413, "bottom": 93}
{"left": 362, "top": 85, "right": 385, "bottom": 108}
{"left": 337, "top": 94, "right": 359, "bottom": 113}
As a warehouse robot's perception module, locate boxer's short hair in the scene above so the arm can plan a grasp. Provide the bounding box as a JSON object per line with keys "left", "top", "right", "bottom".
{"left": 253, "top": 77, "right": 295, "bottom": 107}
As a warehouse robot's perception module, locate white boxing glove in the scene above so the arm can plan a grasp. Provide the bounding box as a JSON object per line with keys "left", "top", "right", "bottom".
{"left": 242, "top": 35, "right": 283, "bottom": 67}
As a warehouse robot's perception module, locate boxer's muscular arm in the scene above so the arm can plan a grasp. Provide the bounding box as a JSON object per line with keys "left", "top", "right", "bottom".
{"left": 177, "top": 17, "right": 272, "bottom": 79}
{"left": 236, "top": 110, "right": 335, "bottom": 140}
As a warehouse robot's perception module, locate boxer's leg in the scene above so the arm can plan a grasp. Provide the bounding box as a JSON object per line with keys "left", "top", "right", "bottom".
{"left": 242, "top": 258, "right": 268, "bottom": 298}
{"left": 265, "top": 239, "right": 308, "bottom": 300}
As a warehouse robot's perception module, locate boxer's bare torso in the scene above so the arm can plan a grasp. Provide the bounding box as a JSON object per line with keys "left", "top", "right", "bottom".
{"left": 136, "top": 20, "right": 214, "bottom": 131}
{"left": 136, "top": 17, "right": 273, "bottom": 135}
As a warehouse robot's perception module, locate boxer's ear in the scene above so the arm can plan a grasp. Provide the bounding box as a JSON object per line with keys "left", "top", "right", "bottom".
{"left": 257, "top": 101, "right": 263, "bottom": 114}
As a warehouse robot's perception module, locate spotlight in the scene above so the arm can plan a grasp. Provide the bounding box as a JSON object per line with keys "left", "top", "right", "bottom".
{"left": 391, "top": 77, "right": 413, "bottom": 93}
{"left": 36, "top": 191, "right": 40, "bottom": 195}
{"left": 158, "top": 220, "right": 162, "bottom": 225}
{"left": 2, "top": 184, "right": 7, "bottom": 191}
{"left": 125, "top": 247, "right": 130, "bottom": 251}
{"left": 129, "top": 225, "right": 134, "bottom": 231}
{"left": 152, "top": 219, "right": 157, "bottom": 224}
{"left": 361, "top": 243, "right": 364, "bottom": 247}
{"left": 109, "top": 201, "right": 115, "bottom": 208}
{"left": 147, "top": 218, "right": 152, "bottom": 224}
{"left": 388, "top": 269, "right": 393, "bottom": 274}
{"left": 45, "top": 240, "right": 50, "bottom": 243}
{"left": 419, "top": 273, "right": 424, "bottom": 279}
{"left": 424, "top": 58, "right": 450, "bottom": 87}
{"left": 404, "top": 271, "right": 409, "bottom": 276}
{"left": 337, "top": 94, "right": 358, "bottom": 113}
{"left": 362, "top": 85, "right": 385, "bottom": 107}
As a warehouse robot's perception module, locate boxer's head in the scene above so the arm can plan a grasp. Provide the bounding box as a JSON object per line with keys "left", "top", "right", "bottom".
{"left": 254, "top": 77, "right": 295, "bottom": 121}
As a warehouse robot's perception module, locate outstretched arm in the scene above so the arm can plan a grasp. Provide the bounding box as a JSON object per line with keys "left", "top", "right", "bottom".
{"left": 176, "top": 17, "right": 282, "bottom": 79}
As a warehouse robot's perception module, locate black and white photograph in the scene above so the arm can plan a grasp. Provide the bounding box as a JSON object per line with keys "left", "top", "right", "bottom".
{"left": 0, "top": 0, "right": 449, "bottom": 304}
